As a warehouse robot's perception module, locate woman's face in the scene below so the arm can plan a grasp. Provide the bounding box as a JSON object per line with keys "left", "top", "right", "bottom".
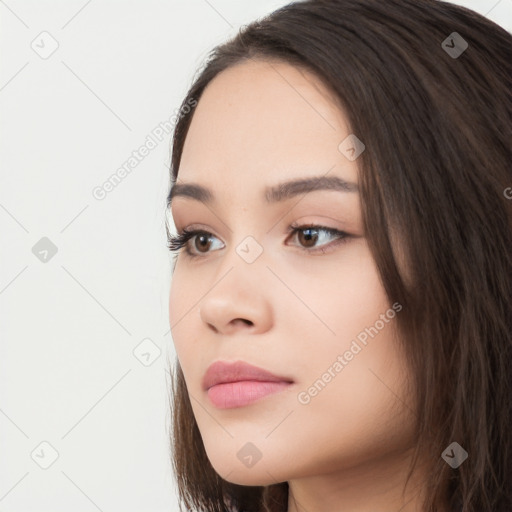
{"left": 168, "top": 59, "right": 416, "bottom": 489}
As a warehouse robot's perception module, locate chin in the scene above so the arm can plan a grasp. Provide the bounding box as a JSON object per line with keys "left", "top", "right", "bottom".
{"left": 220, "top": 468, "right": 279, "bottom": 487}
{"left": 206, "top": 451, "right": 281, "bottom": 486}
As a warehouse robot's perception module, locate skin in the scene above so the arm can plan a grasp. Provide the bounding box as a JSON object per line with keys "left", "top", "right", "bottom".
{"left": 169, "top": 58, "right": 433, "bottom": 512}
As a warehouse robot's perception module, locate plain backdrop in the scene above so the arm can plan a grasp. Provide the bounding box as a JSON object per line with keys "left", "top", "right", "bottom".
{"left": 1, "top": 1, "right": 510, "bottom": 511}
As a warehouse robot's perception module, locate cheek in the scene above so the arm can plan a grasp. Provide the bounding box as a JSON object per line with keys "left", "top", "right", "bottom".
{"left": 290, "top": 318, "right": 413, "bottom": 475}
{"left": 168, "top": 259, "right": 199, "bottom": 332}
{"left": 303, "top": 366, "right": 414, "bottom": 477}
{"left": 168, "top": 271, "right": 181, "bottom": 333}
{"left": 286, "top": 239, "right": 391, "bottom": 341}
{"left": 168, "top": 269, "right": 196, "bottom": 366}
{"left": 293, "top": 244, "right": 412, "bottom": 439}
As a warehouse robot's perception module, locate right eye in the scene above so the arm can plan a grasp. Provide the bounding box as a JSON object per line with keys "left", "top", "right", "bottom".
{"left": 167, "top": 228, "right": 223, "bottom": 259}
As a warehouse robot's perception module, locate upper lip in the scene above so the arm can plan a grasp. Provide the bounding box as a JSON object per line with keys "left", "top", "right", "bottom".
{"left": 202, "top": 360, "right": 294, "bottom": 391}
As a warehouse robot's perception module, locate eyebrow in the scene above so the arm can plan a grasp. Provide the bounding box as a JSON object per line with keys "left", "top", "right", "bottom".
{"left": 167, "top": 175, "right": 358, "bottom": 208}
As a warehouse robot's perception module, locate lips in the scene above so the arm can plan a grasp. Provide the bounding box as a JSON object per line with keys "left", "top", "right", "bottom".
{"left": 202, "top": 360, "right": 294, "bottom": 391}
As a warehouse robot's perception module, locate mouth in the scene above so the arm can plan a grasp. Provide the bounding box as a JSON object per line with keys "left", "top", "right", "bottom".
{"left": 202, "top": 359, "right": 294, "bottom": 409}
{"left": 207, "top": 380, "right": 293, "bottom": 409}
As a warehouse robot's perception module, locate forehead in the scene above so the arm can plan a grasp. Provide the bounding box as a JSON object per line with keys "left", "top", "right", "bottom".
{"left": 177, "top": 58, "right": 359, "bottom": 194}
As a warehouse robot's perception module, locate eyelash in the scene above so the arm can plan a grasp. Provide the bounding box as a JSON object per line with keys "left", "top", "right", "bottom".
{"left": 167, "top": 223, "right": 351, "bottom": 259}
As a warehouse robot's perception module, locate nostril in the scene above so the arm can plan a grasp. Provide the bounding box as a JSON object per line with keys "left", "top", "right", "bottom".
{"left": 234, "top": 318, "right": 253, "bottom": 327}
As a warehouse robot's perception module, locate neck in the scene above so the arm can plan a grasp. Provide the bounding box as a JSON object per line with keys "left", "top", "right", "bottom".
{"left": 286, "top": 448, "right": 440, "bottom": 512}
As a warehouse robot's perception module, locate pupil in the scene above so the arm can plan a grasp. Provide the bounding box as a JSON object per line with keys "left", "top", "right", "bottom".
{"left": 196, "top": 234, "right": 210, "bottom": 252}
{"left": 300, "top": 228, "right": 318, "bottom": 247}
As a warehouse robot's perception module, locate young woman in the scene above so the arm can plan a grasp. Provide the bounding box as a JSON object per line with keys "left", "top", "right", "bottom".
{"left": 165, "top": 1, "right": 512, "bottom": 510}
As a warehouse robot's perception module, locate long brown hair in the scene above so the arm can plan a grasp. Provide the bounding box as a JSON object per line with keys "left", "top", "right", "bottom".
{"left": 166, "top": 1, "right": 512, "bottom": 510}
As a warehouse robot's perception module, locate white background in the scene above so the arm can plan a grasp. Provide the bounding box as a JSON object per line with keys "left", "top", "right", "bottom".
{"left": 1, "top": 1, "right": 510, "bottom": 511}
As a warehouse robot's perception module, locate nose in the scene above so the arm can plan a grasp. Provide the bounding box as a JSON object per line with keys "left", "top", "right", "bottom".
{"left": 199, "top": 263, "right": 274, "bottom": 336}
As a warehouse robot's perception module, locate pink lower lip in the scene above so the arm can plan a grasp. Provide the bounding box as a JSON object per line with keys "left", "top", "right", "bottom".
{"left": 207, "top": 380, "right": 292, "bottom": 409}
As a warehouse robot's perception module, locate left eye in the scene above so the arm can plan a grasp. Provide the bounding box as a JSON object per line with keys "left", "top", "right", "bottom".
{"left": 167, "top": 224, "right": 350, "bottom": 258}
{"left": 289, "top": 224, "right": 348, "bottom": 251}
